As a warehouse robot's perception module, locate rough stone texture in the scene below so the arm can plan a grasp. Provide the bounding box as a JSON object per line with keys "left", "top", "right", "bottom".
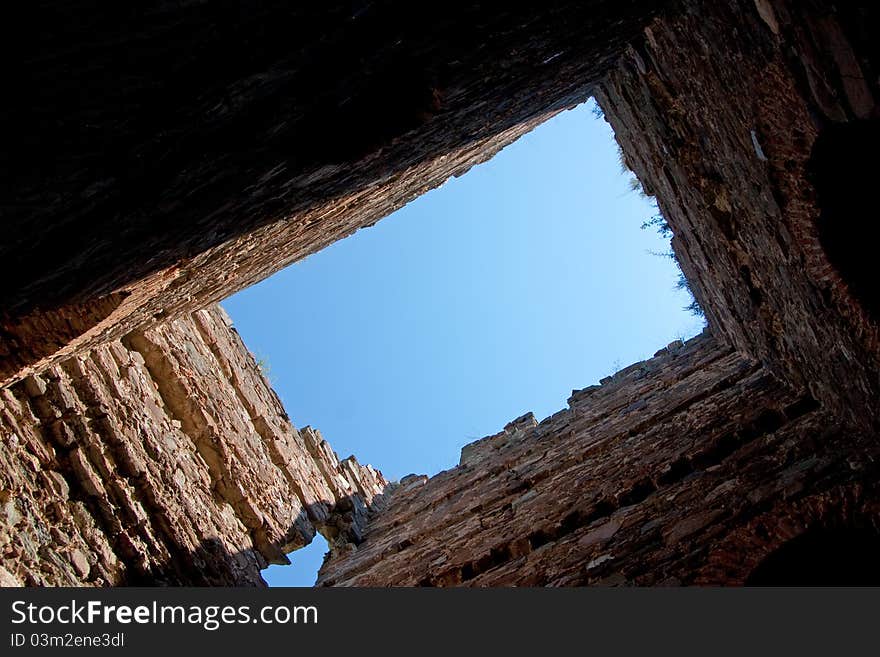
{"left": 594, "top": 0, "right": 880, "bottom": 430}
{"left": 313, "top": 0, "right": 880, "bottom": 587}
{"left": 2, "top": 0, "right": 880, "bottom": 587}
{"left": 0, "top": 1, "right": 667, "bottom": 385}
{"left": 0, "top": 306, "right": 386, "bottom": 585}
{"left": 317, "top": 334, "right": 879, "bottom": 586}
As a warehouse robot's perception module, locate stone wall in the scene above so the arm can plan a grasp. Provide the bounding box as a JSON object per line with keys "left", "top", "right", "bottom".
{"left": 0, "top": 306, "right": 386, "bottom": 586}
{"left": 1, "top": 1, "right": 667, "bottom": 385}
{"left": 313, "top": 0, "right": 880, "bottom": 587}
{"left": 2, "top": 0, "right": 879, "bottom": 587}
{"left": 317, "top": 334, "right": 880, "bottom": 586}
{"left": 594, "top": 0, "right": 880, "bottom": 429}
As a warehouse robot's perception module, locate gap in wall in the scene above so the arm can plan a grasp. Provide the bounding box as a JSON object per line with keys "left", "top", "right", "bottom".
{"left": 261, "top": 534, "right": 330, "bottom": 587}
{"left": 221, "top": 100, "right": 705, "bottom": 585}
{"left": 746, "top": 527, "right": 880, "bottom": 586}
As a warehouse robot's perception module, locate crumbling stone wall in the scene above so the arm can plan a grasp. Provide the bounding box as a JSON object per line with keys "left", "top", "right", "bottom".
{"left": 1, "top": 0, "right": 879, "bottom": 587}
{"left": 0, "top": 306, "right": 386, "bottom": 586}
{"left": 594, "top": 0, "right": 880, "bottom": 429}
{"left": 317, "top": 334, "right": 880, "bottom": 586}
{"left": 315, "top": 0, "right": 880, "bottom": 587}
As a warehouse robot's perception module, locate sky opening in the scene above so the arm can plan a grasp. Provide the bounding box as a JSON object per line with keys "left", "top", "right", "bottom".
{"left": 223, "top": 99, "right": 705, "bottom": 585}
{"left": 261, "top": 534, "right": 329, "bottom": 587}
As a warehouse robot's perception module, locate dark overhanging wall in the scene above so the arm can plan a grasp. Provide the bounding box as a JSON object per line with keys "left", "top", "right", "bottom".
{"left": 0, "top": 1, "right": 668, "bottom": 385}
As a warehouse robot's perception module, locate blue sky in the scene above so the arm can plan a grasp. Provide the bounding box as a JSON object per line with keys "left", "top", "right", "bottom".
{"left": 223, "top": 99, "right": 704, "bottom": 586}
